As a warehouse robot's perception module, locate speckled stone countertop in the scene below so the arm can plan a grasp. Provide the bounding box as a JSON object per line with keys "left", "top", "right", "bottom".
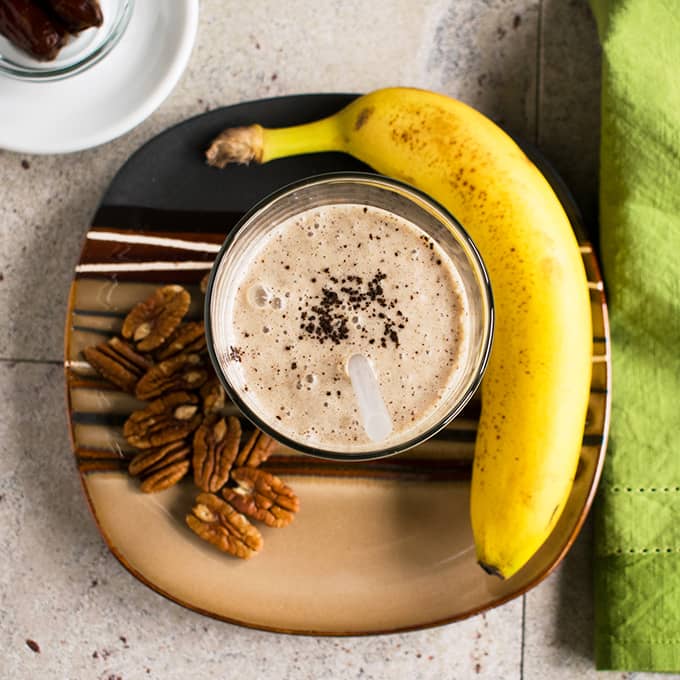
{"left": 1, "top": 2, "right": 657, "bottom": 679}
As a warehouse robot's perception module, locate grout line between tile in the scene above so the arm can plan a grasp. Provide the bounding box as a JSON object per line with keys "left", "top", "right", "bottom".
{"left": 520, "top": 594, "right": 527, "bottom": 680}
{"left": 535, "top": 0, "right": 544, "bottom": 146}
{"left": 0, "top": 357, "right": 62, "bottom": 366}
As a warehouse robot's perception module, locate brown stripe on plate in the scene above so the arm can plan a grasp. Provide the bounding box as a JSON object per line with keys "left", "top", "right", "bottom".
{"left": 69, "top": 409, "right": 481, "bottom": 443}
{"left": 260, "top": 456, "right": 473, "bottom": 481}
{"left": 75, "top": 448, "right": 473, "bottom": 481}
{"left": 590, "top": 358, "right": 607, "bottom": 392}
{"left": 93, "top": 206, "right": 244, "bottom": 233}
{"left": 81, "top": 230, "right": 225, "bottom": 266}
{"left": 71, "top": 325, "right": 119, "bottom": 338}
{"left": 79, "top": 460, "right": 130, "bottom": 473}
{"left": 68, "top": 375, "right": 112, "bottom": 391}
{"left": 78, "top": 446, "right": 134, "bottom": 461}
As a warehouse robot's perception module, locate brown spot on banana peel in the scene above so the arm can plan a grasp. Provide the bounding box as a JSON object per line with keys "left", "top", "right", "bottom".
{"left": 479, "top": 561, "right": 505, "bottom": 579}
{"left": 205, "top": 124, "right": 264, "bottom": 168}
{"left": 354, "top": 106, "right": 374, "bottom": 130}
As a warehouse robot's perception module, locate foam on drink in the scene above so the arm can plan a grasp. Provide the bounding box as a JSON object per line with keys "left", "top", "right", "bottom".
{"left": 214, "top": 203, "right": 471, "bottom": 450}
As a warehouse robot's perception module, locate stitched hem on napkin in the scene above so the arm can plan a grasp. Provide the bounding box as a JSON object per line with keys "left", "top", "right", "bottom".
{"left": 597, "top": 636, "right": 680, "bottom": 672}
{"left": 595, "top": 550, "right": 680, "bottom": 671}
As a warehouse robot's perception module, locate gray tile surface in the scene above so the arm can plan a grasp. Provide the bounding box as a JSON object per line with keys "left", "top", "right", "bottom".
{"left": 0, "top": 0, "right": 608, "bottom": 677}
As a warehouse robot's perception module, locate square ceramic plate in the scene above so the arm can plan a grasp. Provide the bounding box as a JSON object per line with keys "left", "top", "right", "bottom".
{"left": 64, "top": 94, "right": 610, "bottom": 635}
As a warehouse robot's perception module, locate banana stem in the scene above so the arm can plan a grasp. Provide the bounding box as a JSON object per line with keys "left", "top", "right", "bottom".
{"left": 205, "top": 116, "right": 343, "bottom": 168}
{"left": 261, "top": 116, "right": 344, "bottom": 162}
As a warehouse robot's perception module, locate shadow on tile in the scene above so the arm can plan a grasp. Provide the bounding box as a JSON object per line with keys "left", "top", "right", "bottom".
{"left": 524, "top": 514, "right": 640, "bottom": 679}
{"left": 555, "top": 516, "right": 596, "bottom": 660}
{"left": 522, "top": 515, "right": 602, "bottom": 679}
{"left": 538, "top": 0, "right": 602, "bottom": 236}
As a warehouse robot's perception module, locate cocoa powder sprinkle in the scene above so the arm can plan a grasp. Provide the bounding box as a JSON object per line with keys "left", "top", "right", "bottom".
{"left": 228, "top": 346, "right": 243, "bottom": 362}
{"left": 297, "top": 269, "right": 402, "bottom": 347}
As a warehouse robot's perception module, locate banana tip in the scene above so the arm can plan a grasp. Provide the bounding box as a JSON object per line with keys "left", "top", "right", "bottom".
{"left": 478, "top": 561, "right": 505, "bottom": 579}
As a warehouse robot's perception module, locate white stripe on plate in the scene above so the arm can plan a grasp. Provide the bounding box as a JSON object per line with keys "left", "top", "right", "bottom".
{"left": 88, "top": 231, "right": 222, "bottom": 253}
{"left": 588, "top": 281, "right": 604, "bottom": 290}
{"left": 75, "top": 261, "right": 213, "bottom": 273}
{"left": 579, "top": 244, "right": 593, "bottom": 253}
{"left": 65, "top": 360, "right": 92, "bottom": 369}
{"left": 592, "top": 354, "right": 609, "bottom": 363}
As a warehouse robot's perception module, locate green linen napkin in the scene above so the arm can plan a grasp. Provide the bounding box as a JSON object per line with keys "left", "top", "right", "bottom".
{"left": 589, "top": 0, "right": 680, "bottom": 671}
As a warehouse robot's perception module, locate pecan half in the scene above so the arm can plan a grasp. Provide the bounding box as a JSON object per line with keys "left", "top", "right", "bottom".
{"left": 82, "top": 337, "right": 152, "bottom": 393}
{"left": 128, "top": 440, "right": 191, "bottom": 477}
{"left": 155, "top": 321, "right": 206, "bottom": 361}
{"left": 234, "top": 429, "right": 277, "bottom": 468}
{"left": 123, "top": 391, "right": 202, "bottom": 449}
{"left": 200, "top": 273, "right": 210, "bottom": 295}
{"left": 193, "top": 415, "right": 241, "bottom": 492}
{"left": 122, "top": 285, "right": 190, "bottom": 351}
{"left": 223, "top": 468, "right": 299, "bottom": 528}
{"left": 140, "top": 459, "right": 191, "bottom": 493}
{"left": 186, "top": 493, "right": 263, "bottom": 559}
{"left": 135, "top": 353, "right": 208, "bottom": 400}
{"left": 200, "top": 375, "right": 226, "bottom": 415}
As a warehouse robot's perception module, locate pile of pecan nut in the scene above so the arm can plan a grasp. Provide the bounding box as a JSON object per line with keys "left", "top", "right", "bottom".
{"left": 82, "top": 283, "right": 299, "bottom": 559}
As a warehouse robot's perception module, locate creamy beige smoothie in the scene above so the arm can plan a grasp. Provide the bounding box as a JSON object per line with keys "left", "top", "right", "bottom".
{"left": 212, "top": 203, "right": 472, "bottom": 449}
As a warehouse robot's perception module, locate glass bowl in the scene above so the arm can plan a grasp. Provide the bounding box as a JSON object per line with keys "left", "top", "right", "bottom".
{"left": 0, "top": 0, "right": 133, "bottom": 82}
{"left": 206, "top": 172, "right": 494, "bottom": 461}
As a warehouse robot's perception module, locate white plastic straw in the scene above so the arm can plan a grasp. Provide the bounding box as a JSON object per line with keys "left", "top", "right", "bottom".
{"left": 347, "top": 354, "right": 393, "bottom": 443}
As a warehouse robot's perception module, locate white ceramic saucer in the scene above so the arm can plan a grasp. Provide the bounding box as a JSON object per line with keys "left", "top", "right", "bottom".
{"left": 0, "top": 1, "right": 198, "bottom": 155}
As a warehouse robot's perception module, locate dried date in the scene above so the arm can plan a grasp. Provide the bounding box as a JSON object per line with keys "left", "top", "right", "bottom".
{"left": 0, "top": 0, "right": 67, "bottom": 61}
{"left": 43, "top": 0, "right": 102, "bottom": 32}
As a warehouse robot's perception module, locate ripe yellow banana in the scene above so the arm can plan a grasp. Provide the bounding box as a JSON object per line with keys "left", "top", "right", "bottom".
{"left": 206, "top": 87, "right": 592, "bottom": 579}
